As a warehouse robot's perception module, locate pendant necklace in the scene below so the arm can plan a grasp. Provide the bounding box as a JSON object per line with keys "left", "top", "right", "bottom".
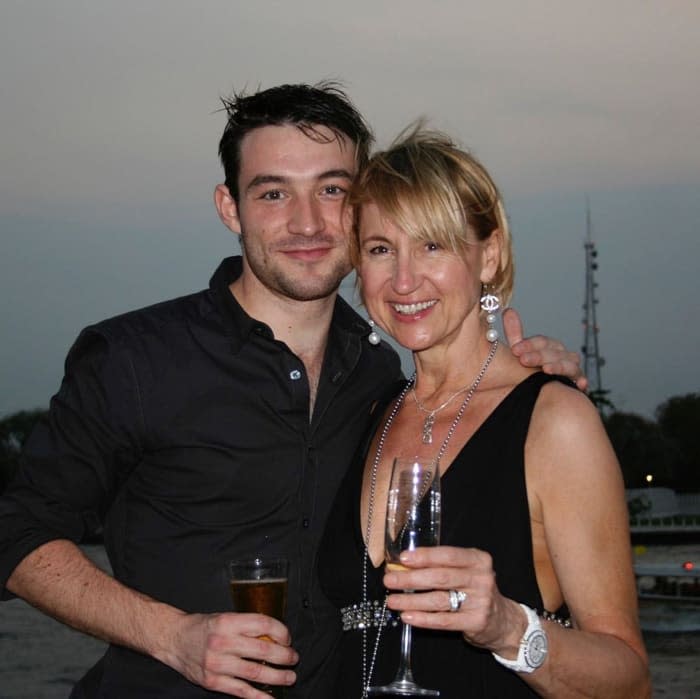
{"left": 412, "top": 342, "right": 498, "bottom": 444}
{"left": 361, "top": 340, "right": 498, "bottom": 696}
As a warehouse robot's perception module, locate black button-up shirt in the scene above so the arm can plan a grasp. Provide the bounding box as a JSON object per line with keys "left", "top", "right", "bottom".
{"left": 0, "top": 257, "right": 402, "bottom": 698}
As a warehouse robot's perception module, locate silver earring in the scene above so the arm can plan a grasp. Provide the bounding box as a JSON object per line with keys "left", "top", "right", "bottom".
{"left": 480, "top": 286, "right": 500, "bottom": 343}
{"left": 367, "top": 319, "right": 381, "bottom": 346}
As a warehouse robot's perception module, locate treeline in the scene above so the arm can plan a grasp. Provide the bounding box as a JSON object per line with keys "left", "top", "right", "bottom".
{"left": 603, "top": 392, "right": 700, "bottom": 492}
{"left": 1, "top": 393, "right": 699, "bottom": 493}
{"left": 0, "top": 409, "right": 48, "bottom": 492}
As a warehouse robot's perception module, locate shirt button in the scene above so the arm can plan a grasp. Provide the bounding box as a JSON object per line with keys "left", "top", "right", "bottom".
{"left": 302, "top": 598, "right": 310, "bottom": 608}
{"left": 302, "top": 518, "right": 310, "bottom": 528}
{"left": 289, "top": 369, "right": 302, "bottom": 380}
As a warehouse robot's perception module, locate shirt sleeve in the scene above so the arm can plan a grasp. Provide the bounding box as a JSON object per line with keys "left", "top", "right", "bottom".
{"left": 0, "top": 325, "right": 143, "bottom": 597}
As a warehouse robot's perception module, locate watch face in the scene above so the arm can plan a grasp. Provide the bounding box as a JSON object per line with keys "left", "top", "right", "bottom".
{"left": 525, "top": 629, "right": 548, "bottom": 668}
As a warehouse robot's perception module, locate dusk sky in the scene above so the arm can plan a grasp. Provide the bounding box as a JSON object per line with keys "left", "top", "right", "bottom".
{"left": 2, "top": 1, "right": 698, "bottom": 419}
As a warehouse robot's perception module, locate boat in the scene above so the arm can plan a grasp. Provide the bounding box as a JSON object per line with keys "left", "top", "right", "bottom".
{"left": 635, "top": 561, "right": 700, "bottom": 632}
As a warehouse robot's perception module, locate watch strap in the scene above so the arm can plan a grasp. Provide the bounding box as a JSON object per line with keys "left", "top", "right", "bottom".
{"left": 492, "top": 603, "right": 548, "bottom": 673}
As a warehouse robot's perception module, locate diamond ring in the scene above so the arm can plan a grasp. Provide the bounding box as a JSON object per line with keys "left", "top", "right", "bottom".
{"left": 448, "top": 589, "right": 468, "bottom": 612}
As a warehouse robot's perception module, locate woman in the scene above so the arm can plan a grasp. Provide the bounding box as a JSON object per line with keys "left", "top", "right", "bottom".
{"left": 319, "top": 127, "right": 650, "bottom": 697}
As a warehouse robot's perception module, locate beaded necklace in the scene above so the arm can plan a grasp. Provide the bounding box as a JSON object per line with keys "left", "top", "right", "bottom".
{"left": 360, "top": 340, "right": 498, "bottom": 696}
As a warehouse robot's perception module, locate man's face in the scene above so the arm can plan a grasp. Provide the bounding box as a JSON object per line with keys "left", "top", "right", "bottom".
{"left": 232, "top": 124, "right": 356, "bottom": 302}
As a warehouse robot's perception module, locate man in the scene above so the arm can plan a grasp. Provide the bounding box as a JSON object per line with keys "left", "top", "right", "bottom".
{"left": 0, "top": 83, "right": 583, "bottom": 698}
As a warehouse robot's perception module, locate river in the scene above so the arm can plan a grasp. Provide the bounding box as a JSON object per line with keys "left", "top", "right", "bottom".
{"left": 1, "top": 545, "right": 699, "bottom": 698}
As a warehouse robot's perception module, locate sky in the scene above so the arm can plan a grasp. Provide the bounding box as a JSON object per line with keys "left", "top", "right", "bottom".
{"left": 1, "top": 0, "right": 699, "bottom": 419}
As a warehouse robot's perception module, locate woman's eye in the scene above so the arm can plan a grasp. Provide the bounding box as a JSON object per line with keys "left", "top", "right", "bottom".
{"left": 323, "top": 184, "right": 346, "bottom": 196}
{"left": 368, "top": 245, "right": 389, "bottom": 255}
{"left": 425, "top": 241, "right": 441, "bottom": 252}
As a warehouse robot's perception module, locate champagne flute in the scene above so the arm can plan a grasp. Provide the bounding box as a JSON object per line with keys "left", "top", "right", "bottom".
{"left": 369, "top": 457, "right": 441, "bottom": 696}
{"left": 228, "top": 557, "right": 288, "bottom": 698}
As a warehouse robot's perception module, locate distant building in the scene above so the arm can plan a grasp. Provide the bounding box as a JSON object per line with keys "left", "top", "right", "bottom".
{"left": 627, "top": 487, "right": 700, "bottom": 518}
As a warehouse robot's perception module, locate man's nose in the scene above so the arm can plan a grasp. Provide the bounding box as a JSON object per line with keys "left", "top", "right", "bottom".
{"left": 288, "top": 195, "right": 324, "bottom": 236}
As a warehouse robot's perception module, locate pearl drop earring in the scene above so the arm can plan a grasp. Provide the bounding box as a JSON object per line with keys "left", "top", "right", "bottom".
{"left": 367, "top": 319, "right": 380, "bottom": 346}
{"left": 480, "top": 286, "right": 501, "bottom": 343}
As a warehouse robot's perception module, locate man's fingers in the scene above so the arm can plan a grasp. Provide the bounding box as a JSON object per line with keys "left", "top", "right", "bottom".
{"left": 537, "top": 357, "right": 588, "bottom": 391}
{"left": 508, "top": 334, "right": 588, "bottom": 390}
{"left": 502, "top": 308, "right": 524, "bottom": 347}
{"left": 233, "top": 656, "right": 297, "bottom": 688}
{"left": 219, "top": 613, "right": 294, "bottom": 650}
{"left": 205, "top": 665, "right": 296, "bottom": 699}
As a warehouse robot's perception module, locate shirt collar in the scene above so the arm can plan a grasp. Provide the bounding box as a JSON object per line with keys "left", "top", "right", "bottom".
{"left": 209, "top": 256, "right": 371, "bottom": 353}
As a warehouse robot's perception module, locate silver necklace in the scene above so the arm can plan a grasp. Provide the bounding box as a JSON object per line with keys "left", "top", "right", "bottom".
{"left": 361, "top": 339, "right": 498, "bottom": 696}
{"left": 412, "top": 385, "right": 470, "bottom": 445}
{"left": 412, "top": 341, "right": 499, "bottom": 445}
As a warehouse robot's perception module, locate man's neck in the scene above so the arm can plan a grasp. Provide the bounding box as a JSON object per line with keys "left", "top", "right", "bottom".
{"left": 229, "top": 276, "right": 337, "bottom": 413}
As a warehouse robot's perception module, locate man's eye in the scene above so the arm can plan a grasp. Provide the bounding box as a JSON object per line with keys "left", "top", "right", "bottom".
{"left": 260, "top": 190, "right": 283, "bottom": 201}
{"left": 323, "top": 184, "right": 346, "bottom": 196}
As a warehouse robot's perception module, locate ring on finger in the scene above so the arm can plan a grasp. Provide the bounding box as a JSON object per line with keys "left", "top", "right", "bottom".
{"left": 448, "top": 589, "right": 468, "bottom": 612}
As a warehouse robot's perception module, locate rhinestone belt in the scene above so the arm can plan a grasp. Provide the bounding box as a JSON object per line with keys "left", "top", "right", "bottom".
{"left": 340, "top": 599, "right": 400, "bottom": 631}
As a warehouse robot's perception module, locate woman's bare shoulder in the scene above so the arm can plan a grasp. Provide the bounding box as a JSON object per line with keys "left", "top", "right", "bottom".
{"left": 526, "top": 377, "right": 621, "bottom": 504}
{"left": 532, "top": 378, "right": 603, "bottom": 436}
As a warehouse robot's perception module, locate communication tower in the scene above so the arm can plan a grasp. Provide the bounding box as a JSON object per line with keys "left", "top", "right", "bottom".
{"left": 581, "top": 204, "right": 607, "bottom": 403}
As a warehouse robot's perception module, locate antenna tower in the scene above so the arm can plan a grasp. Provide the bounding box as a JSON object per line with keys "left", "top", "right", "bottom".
{"left": 581, "top": 203, "right": 606, "bottom": 398}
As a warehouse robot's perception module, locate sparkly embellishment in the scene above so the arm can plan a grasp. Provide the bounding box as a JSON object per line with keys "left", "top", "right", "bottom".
{"left": 541, "top": 610, "right": 572, "bottom": 628}
{"left": 448, "top": 589, "right": 467, "bottom": 612}
{"left": 480, "top": 286, "right": 501, "bottom": 344}
{"left": 480, "top": 292, "right": 500, "bottom": 313}
{"left": 341, "top": 600, "right": 400, "bottom": 631}
{"left": 422, "top": 414, "right": 435, "bottom": 444}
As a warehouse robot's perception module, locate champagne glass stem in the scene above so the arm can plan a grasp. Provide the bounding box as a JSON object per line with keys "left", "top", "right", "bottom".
{"left": 395, "top": 620, "right": 416, "bottom": 684}
{"left": 368, "top": 618, "right": 439, "bottom": 696}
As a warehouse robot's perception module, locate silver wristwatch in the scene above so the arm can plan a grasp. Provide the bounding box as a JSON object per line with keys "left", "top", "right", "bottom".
{"left": 492, "top": 604, "right": 548, "bottom": 673}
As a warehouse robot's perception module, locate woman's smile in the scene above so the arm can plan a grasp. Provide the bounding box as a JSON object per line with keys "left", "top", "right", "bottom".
{"left": 391, "top": 300, "right": 438, "bottom": 316}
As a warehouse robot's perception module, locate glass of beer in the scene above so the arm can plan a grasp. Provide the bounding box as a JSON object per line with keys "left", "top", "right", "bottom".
{"left": 228, "top": 557, "right": 289, "bottom": 697}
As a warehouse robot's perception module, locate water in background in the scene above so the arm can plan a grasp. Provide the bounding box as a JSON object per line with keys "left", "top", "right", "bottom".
{"left": 1, "top": 545, "right": 699, "bottom": 698}
{"left": 0, "top": 545, "right": 109, "bottom": 699}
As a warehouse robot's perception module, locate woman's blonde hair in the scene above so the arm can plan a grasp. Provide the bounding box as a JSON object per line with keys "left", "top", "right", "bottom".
{"left": 349, "top": 123, "right": 514, "bottom": 305}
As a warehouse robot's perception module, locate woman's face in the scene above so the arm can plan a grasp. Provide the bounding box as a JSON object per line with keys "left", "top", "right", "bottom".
{"left": 358, "top": 201, "right": 496, "bottom": 353}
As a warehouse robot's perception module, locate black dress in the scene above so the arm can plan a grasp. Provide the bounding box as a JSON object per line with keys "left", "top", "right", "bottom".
{"left": 318, "top": 373, "right": 568, "bottom": 698}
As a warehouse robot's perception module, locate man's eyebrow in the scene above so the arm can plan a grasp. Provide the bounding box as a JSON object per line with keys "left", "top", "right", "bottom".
{"left": 245, "top": 169, "right": 355, "bottom": 193}
{"left": 246, "top": 174, "right": 287, "bottom": 192}
{"left": 317, "top": 169, "right": 354, "bottom": 181}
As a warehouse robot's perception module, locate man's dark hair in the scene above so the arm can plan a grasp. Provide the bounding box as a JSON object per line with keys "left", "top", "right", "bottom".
{"left": 218, "top": 81, "right": 373, "bottom": 202}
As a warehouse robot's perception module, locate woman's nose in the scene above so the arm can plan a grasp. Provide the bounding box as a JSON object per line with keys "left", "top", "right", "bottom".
{"left": 392, "top": 252, "right": 420, "bottom": 293}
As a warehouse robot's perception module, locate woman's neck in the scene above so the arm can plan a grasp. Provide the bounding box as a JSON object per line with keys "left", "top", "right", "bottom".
{"left": 412, "top": 334, "right": 495, "bottom": 400}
